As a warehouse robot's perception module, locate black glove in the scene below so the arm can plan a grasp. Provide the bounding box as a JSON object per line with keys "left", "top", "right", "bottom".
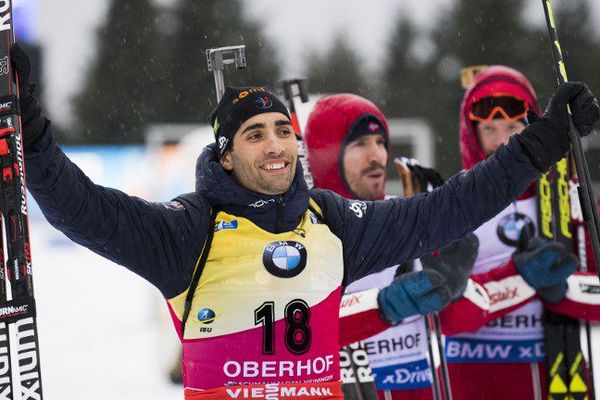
{"left": 420, "top": 233, "right": 479, "bottom": 299}
{"left": 516, "top": 81, "right": 600, "bottom": 172}
{"left": 10, "top": 43, "right": 46, "bottom": 150}
{"left": 409, "top": 163, "right": 445, "bottom": 193}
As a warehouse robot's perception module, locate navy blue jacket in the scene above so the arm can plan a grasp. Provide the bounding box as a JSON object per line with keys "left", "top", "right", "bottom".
{"left": 25, "top": 122, "right": 540, "bottom": 299}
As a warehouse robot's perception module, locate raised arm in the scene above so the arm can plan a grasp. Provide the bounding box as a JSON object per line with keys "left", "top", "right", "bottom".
{"left": 25, "top": 125, "right": 210, "bottom": 298}
{"left": 312, "top": 137, "right": 539, "bottom": 283}
{"left": 15, "top": 45, "right": 209, "bottom": 298}
{"left": 313, "top": 82, "right": 599, "bottom": 284}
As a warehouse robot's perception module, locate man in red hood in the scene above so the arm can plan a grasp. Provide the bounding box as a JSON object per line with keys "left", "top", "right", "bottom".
{"left": 305, "top": 94, "right": 390, "bottom": 201}
{"left": 437, "top": 65, "right": 600, "bottom": 399}
{"left": 305, "top": 93, "right": 479, "bottom": 400}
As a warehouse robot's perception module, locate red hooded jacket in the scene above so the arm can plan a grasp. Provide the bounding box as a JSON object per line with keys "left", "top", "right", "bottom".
{"left": 459, "top": 65, "right": 541, "bottom": 170}
{"left": 304, "top": 94, "right": 390, "bottom": 200}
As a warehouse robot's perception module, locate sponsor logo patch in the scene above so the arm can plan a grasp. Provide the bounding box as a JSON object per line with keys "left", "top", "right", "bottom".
{"left": 197, "top": 308, "right": 217, "bottom": 324}
{"left": 255, "top": 96, "right": 273, "bottom": 110}
{"left": 215, "top": 220, "right": 239, "bottom": 231}
{"left": 262, "top": 241, "right": 307, "bottom": 278}
{"left": 349, "top": 201, "right": 367, "bottom": 218}
{"left": 496, "top": 212, "right": 535, "bottom": 247}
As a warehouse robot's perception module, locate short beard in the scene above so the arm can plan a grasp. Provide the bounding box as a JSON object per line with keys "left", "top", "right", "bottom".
{"left": 353, "top": 183, "right": 385, "bottom": 201}
{"left": 230, "top": 151, "right": 296, "bottom": 195}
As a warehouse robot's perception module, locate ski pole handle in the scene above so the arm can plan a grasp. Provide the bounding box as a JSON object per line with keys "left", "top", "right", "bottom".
{"left": 205, "top": 45, "right": 246, "bottom": 101}
{"left": 280, "top": 79, "right": 309, "bottom": 134}
{"left": 279, "top": 79, "right": 314, "bottom": 188}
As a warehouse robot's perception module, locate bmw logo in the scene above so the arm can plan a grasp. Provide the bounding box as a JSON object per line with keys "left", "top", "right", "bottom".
{"left": 262, "top": 241, "right": 308, "bottom": 278}
{"left": 497, "top": 212, "right": 535, "bottom": 247}
{"left": 197, "top": 308, "right": 216, "bottom": 324}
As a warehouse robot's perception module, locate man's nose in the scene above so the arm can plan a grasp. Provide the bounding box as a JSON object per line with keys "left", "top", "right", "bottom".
{"left": 366, "top": 142, "right": 385, "bottom": 164}
{"left": 265, "top": 132, "right": 286, "bottom": 155}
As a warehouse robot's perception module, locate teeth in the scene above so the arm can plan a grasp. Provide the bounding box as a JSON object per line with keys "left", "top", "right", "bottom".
{"left": 264, "top": 163, "right": 285, "bottom": 170}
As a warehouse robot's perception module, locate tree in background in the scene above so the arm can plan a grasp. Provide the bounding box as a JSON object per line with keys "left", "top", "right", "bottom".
{"left": 305, "top": 34, "right": 374, "bottom": 98}
{"left": 550, "top": 1, "right": 600, "bottom": 182}
{"left": 71, "top": 0, "right": 279, "bottom": 144}
{"left": 382, "top": 0, "right": 600, "bottom": 177}
{"left": 379, "top": 17, "right": 437, "bottom": 122}
{"left": 164, "top": 0, "right": 280, "bottom": 124}
{"left": 72, "top": 0, "right": 164, "bottom": 144}
{"left": 424, "top": 0, "right": 547, "bottom": 175}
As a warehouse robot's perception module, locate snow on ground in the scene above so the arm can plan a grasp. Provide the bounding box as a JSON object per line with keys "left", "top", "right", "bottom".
{"left": 31, "top": 220, "right": 183, "bottom": 400}
{"left": 28, "top": 215, "right": 600, "bottom": 399}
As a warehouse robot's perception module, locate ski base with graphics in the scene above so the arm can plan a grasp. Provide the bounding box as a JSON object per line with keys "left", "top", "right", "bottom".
{"left": 0, "top": 1, "right": 44, "bottom": 399}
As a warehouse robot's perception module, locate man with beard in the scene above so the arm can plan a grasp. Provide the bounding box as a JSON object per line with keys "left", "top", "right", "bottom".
{"left": 14, "top": 41, "right": 600, "bottom": 400}
{"left": 305, "top": 94, "right": 478, "bottom": 400}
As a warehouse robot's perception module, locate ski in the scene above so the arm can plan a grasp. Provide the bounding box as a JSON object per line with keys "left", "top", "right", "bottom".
{"left": 538, "top": 1, "right": 598, "bottom": 398}
{"left": 339, "top": 342, "right": 378, "bottom": 400}
{"left": 0, "top": 1, "right": 44, "bottom": 399}
{"left": 537, "top": 157, "right": 590, "bottom": 400}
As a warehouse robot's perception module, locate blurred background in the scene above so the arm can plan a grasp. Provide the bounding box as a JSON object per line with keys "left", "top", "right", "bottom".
{"left": 13, "top": 0, "right": 600, "bottom": 398}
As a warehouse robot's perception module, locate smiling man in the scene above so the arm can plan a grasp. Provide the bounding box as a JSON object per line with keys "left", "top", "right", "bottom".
{"left": 15, "top": 40, "right": 600, "bottom": 400}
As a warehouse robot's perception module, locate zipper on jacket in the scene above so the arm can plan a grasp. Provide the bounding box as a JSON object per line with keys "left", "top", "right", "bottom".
{"left": 275, "top": 197, "right": 284, "bottom": 233}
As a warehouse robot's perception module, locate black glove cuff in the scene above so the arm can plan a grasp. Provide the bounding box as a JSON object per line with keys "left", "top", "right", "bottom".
{"left": 19, "top": 93, "right": 46, "bottom": 151}
{"left": 515, "top": 118, "right": 570, "bottom": 172}
{"left": 23, "top": 114, "right": 48, "bottom": 151}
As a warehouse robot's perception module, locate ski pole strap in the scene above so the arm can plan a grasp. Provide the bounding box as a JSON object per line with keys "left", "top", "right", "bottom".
{"left": 181, "top": 209, "right": 218, "bottom": 338}
{"left": 0, "top": 95, "right": 18, "bottom": 117}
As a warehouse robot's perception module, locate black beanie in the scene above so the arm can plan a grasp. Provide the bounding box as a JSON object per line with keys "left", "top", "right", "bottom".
{"left": 345, "top": 114, "right": 388, "bottom": 147}
{"left": 208, "top": 87, "right": 291, "bottom": 157}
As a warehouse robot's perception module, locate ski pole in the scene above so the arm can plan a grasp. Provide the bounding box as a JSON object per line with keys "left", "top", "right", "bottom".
{"left": 279, "top": 79, "right": 314, "bottom": 189}
{"left": 395, "top": 157, "right": 452, "bottom": 400}
{"left": 541, "top": 1, "right": 598, "bottom": 398}
{"left": 205, "top": 45, "right": 246, "bottom": 102}
{"left": 540, "top": 0, "right": 600, "bottom": 281}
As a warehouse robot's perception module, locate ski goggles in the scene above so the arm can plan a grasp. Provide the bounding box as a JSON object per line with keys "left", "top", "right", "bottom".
{"left": 468, "top": 95, "right": 529, "bottom": 124}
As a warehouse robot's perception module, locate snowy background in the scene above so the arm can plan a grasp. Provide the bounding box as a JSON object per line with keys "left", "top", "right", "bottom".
{"left": 28, "top": 146, "right": 184, "bottom": 399}
{"left": 9, "top": 0, "right": 600, "bottom": 398}
{"left": 35, "top": 0, "right": 600, "bottom": 124}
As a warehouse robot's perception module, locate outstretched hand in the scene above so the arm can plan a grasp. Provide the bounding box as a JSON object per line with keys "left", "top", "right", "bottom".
{"left": 517, "top": 81, "right": 600, "bottom": 172}
{"left": 9, "top": 43, "right": 45, "bottom": 150}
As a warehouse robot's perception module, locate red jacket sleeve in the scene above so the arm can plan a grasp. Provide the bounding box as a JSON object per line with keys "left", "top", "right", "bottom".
{"left": 440, "top": 261, "right": 537, "bottom": 335}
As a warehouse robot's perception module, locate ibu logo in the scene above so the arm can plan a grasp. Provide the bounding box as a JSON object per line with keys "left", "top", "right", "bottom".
{"left": 497, "top": 212, "right": 535, "bottom": 247}
{"left": 262, "top": 241, "right": 307, "bottom": 278}
{"left": 197, "top": 308, "right": 216, "bottom": 324}
{"left": 214, "top": 220, "right": 238, "bottom": 232}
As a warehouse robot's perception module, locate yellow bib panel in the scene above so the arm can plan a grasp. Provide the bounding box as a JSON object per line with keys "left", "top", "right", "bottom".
{"left": 167, "top": 201, "right": 345, "bottom": 394}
